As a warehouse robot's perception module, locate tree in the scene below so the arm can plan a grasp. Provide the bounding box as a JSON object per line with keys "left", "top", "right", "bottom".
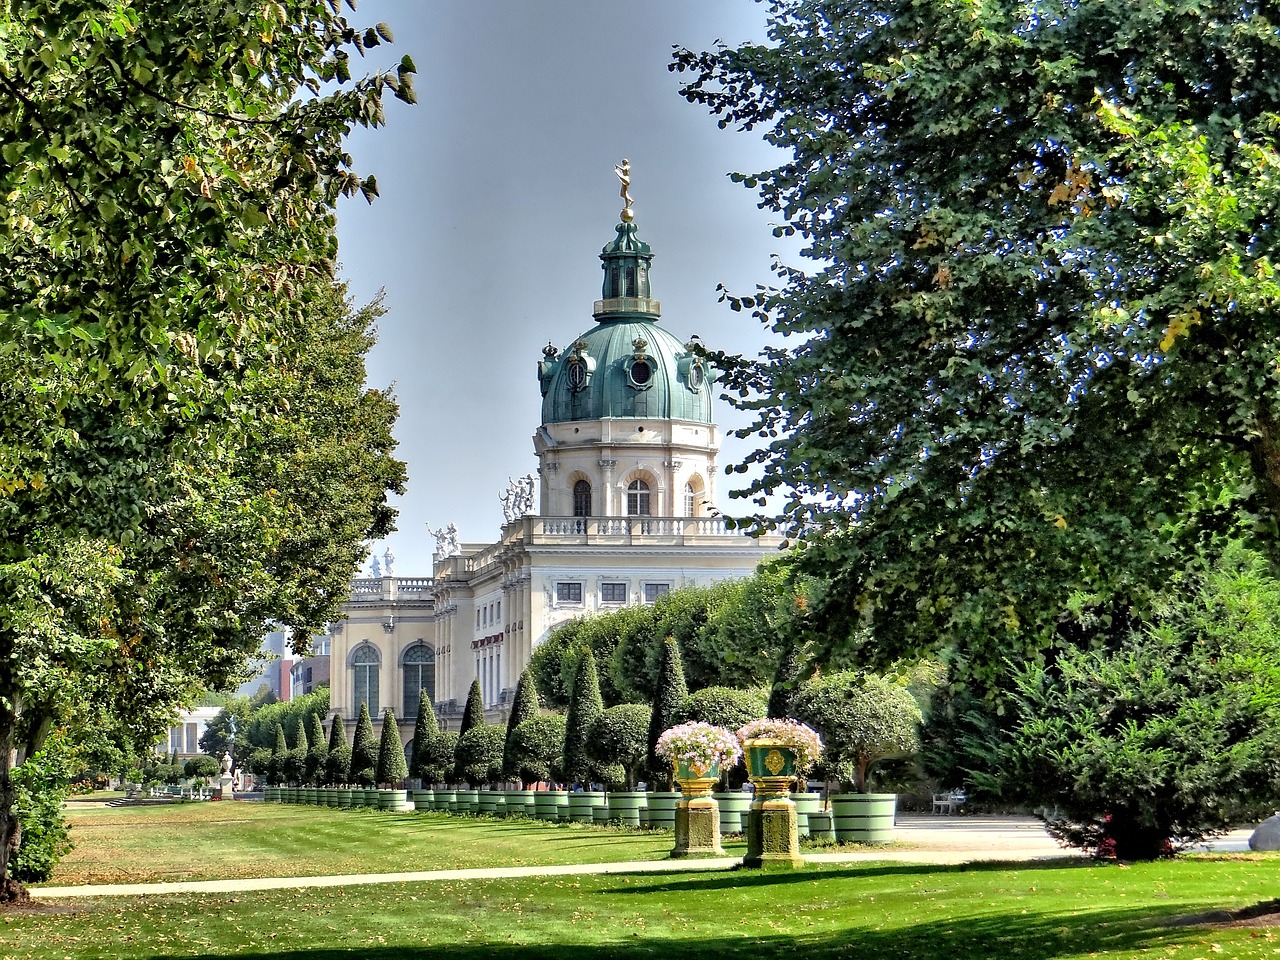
{"left": 453, "top": 724, "right": 505, "bottom": 788}
{"left": 645, "top": 638, "right": 689, "bottom": 788}
{"left": 406, "top": 695, "right": 457, "bottom": 786}
{"left": 1001, "top": 544, "right": 1280, "bottom": 860}
{"left": 508, "top": 714, "right": 567, "bottom": 789}
{"left": 349, "top": 703, "right": 378, "bottom": 787}
{"left": 458, "top": 679, "right": 484, "bottom": 738}
{"left": 681, "top": 687, "right": 768, "bottom": 733}
{"left": 792, "top": 671, "right": 923, "bottom": 793}
{"left": 198, "top": 696, "right": 250, "bottom": 763}
{"left": 588, "top": 704, "right": 652, "bottom": 790}
{"left": 305, "top": 713, "right": 329, "bottom": 786}
{"left": 503, "top": 671, "right": 540, "bottom": 781}
{"left": 375, "top": 708, "right": 407, "bottom": 787}
{"left": 562, "top": 648, "right": 604, "bottom": 787}
{"left": 0, "top": 0, "right": 413, "bottom": 898}
{"left": 283, "top": 720, "right": 309, "bottom": 785}
{"left": 269, "top": 724, "right": 288, "bottom": 787}
{"left": 671, "top": 0, "right": 1280, "bottom": 698}
{"left": 325, "top": 715, "right": 351, "bottom": 786}
{"left": 183, "top": 756, "right": 220, "bottom": 781}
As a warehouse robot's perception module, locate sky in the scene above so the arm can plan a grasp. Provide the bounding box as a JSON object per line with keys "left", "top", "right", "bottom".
{"left": 335, "top": 1, "right": 802, "bottom": 576}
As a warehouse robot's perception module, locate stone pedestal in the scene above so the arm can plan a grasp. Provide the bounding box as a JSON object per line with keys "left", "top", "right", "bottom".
{"left": 744, "top": 794, "right": 803, "bottom": 869}
{"left": 671, "top": 797, "right": 724, "bottom": 857}
{"left": 216, "top": 774, "right": 234, "bottom": 800}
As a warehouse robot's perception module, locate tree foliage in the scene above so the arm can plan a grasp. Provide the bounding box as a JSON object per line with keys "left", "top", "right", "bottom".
{"left": 562, "top": 649, "right": 604, "bottom": 787}
{"left": 680, "top": 686, "right": 768, "bottom": 733}
{"left": 588, "top": 704, "right": 651, "bottom": 790}
{"left": 453, "top": 723, "right": 505, "bottom": 788}
{"left": 305, "top": 712, "right": 329, "bottom": 786}
{"left": 458, "top": 679, "right": 484, "bottom": 738}
{"left": 503, "top": 671, "right": 540, "bottom": 781}
{"left": 672, "top": 0, "right": 1280, "bottom": 697}
{"left": 325, "top": 714, "right": 350, "bottom": 786}
{"left": 349, "top": 702, "right": 378, "bottom": 787}
{"left": 508, "top": 714, "right": 567, "bottom": 789}
{"left": 793, "top": 671, "right": 923, "bottom": 793}
{"left": 0, "top": 0, "right": 412, "bottom": 897}
{"left": 1001, "top": 544, "right": 1280, "bottom": 860}
{"left": 645, "top": 638, "right": 689, "bottom": 789}
{"left": 375, "top": 708, "right": 407, "bottom": 786}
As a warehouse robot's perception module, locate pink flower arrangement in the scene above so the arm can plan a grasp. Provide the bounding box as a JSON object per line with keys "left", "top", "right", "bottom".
{"left": 736, "top": 718, "right": 824, "bottom": 775}
{"left": 656, "top": 721, "right": 742, "bottom": 776}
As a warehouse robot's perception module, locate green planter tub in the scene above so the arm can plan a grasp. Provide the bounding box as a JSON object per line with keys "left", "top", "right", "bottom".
{"left": 645, "top": 791, "right": 680, "bottom": 832}
{"left": 455, "top": 788, "right": 478, "bottom": 815}
{"left": 505, "top": 789, "right": 535, "bottom": 817}
{"left": 412, "top": 789, "right": 434, "bottom": 811}
{"left": 568, "top": 791, "right": 604, "bottom": 823}
{"left": 790, "top": 792, "right": 822, "bottom": 838}
{"left": 433, "top": 788, "right": 457, "bottom": 813}
{"left": 533, "top": 790, "right": 568, "bottom": 821}
{"left": 476, "top": 790, "right": 500, "bottom": 817}
{"left": 336, "top": 788, "right": 353, "bottom": 809}
{"left": 831, "top": 793, "right": 897, "bottom": 844}
{"left": 713, "top": 791, "right": 752, "bottom": 834}
{"left": 808, "top": 810, "right": 835, "bottom": 841}
{"left": 606, "top": 791, "right": 648, "bottom": 828}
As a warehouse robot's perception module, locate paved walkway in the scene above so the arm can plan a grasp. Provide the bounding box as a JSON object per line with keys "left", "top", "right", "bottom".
{"left": 31, "top": 815, "right": 1255, "bottom": 900}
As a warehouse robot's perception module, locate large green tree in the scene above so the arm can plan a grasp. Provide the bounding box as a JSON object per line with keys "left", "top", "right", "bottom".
{"left": 562, "top": 649, "right": 604, "bottom": 787}
{"left": 0, "top": 0, "right": 412, "bottom": 898}
{"left": 673, "top": 0, "right": 1280, "bottom": 693}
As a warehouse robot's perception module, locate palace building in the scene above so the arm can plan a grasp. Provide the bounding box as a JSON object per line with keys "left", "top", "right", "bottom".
{"left": 326, "top": 184, "right": 781, "bottom": 743}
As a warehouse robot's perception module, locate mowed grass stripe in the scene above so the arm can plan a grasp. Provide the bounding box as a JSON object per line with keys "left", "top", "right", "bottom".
{"left": 46, "top": 802, "right": 690, "bottom": 885}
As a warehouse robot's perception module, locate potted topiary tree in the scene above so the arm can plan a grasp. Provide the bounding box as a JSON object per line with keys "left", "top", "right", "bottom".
{"left": 376, "top": 708, "right": 411, "bottom": 811}
{"left": 509, "top": 713, "right": 567, "bottom": 820}
{"left": 793, "top": 671, "right": 923, "bottom": 844}
{"left": 589, "top": 703, "right": 652, "bottom": 827}
{"left": 502, "top": 671, "right": 542, "bottom": 815}
{"left": 563, "top": 649, "right": 605, "bottom": 823}
{"left": 644, "top": 637, "right": 688, "bottom": 830}
{"left": 350, "top": 702, "right": 379, "bottom": 804}
{"left": 454, "top": 723, "right": 505, "bottom": 812}
{"left": 325, "top": 714, "right": 352, "bottom": 807}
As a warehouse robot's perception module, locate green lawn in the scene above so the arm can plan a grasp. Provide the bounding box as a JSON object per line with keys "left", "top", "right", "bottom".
{"left": 45, "top": 802, "right": 731, "bottom": 884}
{"left": 7, "top": 856, "right": 1278, "bottom": 959}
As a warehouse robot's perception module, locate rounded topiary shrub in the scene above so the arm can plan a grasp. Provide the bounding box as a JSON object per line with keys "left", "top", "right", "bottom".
{"left": 588, "top": 703, "right": 652, "bottom": 789}
{"left": 454, "top": 723, "right": 505, "bottom": 787}
{"left": 793, "top": 670, "right": 922, "bottom": 793}
{"left": 508, "top": 713, "right": 567, "bottom": 788}
{"left": 680, "top": 686, "right": 768, "bottom": 731}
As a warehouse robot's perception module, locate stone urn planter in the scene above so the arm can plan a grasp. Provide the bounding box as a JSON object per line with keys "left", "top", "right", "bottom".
{"left": 737, "top": 719, "right": 824, "bottom": 869}
{"left": 658, "top": 722, "right": 743, "bottom": 858}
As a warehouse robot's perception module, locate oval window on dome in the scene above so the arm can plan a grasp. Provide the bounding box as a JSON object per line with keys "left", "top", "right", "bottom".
{"left": 688, "top": 363, "right": 705, "bottom": 391}
{"left": 567, "top": 359, "right": 586, "bottom": 391}
{"left": 628, "top": 358, "right": 653, "bottom": 389}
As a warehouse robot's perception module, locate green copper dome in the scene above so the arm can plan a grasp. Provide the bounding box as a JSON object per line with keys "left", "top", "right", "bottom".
{"left": 539, "top": 217, "right": 714, "bottom": 425}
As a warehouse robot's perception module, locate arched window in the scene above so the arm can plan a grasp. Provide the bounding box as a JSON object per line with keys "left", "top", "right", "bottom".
{"left": 352, "top": 645, "right": 380, "bottom": 715}
{"left": 627, "top": 479, "right": 651, "bottom": 516}
{"left": 573, "top": 479, "right": 592, "bottom": 517}
{"left": 402, "top": 644, "right": 436, "bottom": 719}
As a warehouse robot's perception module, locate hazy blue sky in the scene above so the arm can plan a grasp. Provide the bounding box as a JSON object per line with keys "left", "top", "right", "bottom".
{"left": 336, "top": 1, "right": 800, "bottom": 575}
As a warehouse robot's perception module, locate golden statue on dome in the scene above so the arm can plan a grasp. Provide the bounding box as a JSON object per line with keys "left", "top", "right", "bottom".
{"left": 615, "top": 158, "right": 634, "bottom": 221}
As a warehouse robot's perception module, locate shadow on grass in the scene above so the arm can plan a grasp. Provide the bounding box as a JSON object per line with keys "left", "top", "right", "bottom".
{"left": 603, "top": 857, "right": 1098, "bottom": 894}
{"left": 123, "top": 903, "right": 1222, "bottom": 960}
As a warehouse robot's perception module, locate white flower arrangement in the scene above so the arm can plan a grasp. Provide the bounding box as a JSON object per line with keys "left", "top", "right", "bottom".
{"left": 736, "top": 718, "right": 824, "bottom": 775}
{"left": 655, "top": 721, "right": 742, "bottom": 776}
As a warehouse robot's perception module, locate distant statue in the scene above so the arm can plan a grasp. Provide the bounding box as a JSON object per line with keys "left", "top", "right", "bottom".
{"left": 499, "top": 477, "right": 517, "bottom": 524}
{"left": 518, "top": 473, "right": 537, "bottom": 516}
{"left": 615, "top": 158, "right": 633, "bottom": 214}
{"left": 431, "top": 523, "right": 461, "bottom": 558}
{"left": 382, "top": 546, "right": 396, "bottom": 576}
{"left": 370, "top": 554, "right": 382, "bottom": 578}
{"left": 227, "top": 714, "right": 237, "bottom": 745}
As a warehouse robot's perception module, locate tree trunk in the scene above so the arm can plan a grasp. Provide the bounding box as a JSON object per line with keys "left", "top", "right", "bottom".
{"left": 0, "top": 705, "right": 29, "bottom": 903}
{"left": 1250, "top": 408, "right": 1280, "bottom": 542}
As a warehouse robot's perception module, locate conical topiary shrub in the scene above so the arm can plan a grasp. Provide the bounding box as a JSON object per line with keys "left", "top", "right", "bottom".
{"left": 306, "top": 713, "right": 329, "bottom": 785}
{"left": 350, "top": 702, "right": 378, "bottom": 786}
{"left": 563, "top": 648, "right": 604, "bottom": 787}
{"left": 646, "top": 636, "right": 688, "bottom": 788}
{"left": 270, "top": 723, "right": 288, "bottom": 786}
{"left": 503, "top": 670, "right": 540, "bottom": 781}
{"left": 409, "top": 689, "right": 438, "bottom": 781}
{"left": 459, "top": 678, "right": 484, "bottom": 737}
{"left": 326, "top": 714, "right": 351, "bottom": 785}
{"left": 376, "top": 708, "right": 409, "bottom": 786}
